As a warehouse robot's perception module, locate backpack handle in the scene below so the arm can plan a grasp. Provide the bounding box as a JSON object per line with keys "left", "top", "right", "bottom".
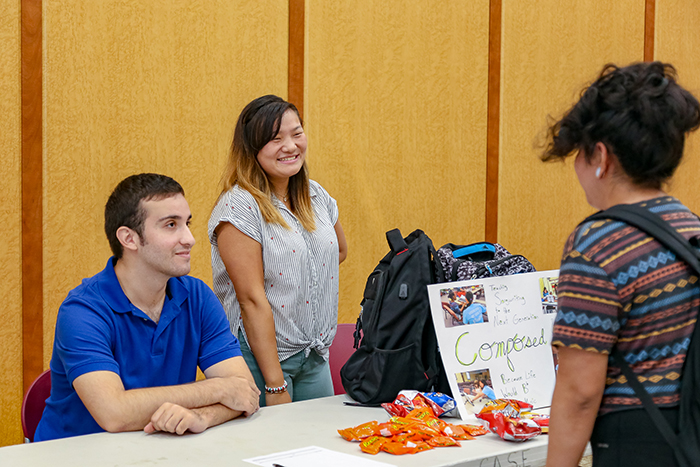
{"left": 386, "top": 229, "right": 408, "bottom": 253}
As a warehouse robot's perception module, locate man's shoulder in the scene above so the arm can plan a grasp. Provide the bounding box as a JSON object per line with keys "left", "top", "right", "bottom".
{"left": 54, "top": 267, "right": 120, "bottom": 344}
{"left": 62, "top": 269, "right": 108, "bottom": 308}
{"left": 61, "top": 258, "right": 127, "bottom": 312}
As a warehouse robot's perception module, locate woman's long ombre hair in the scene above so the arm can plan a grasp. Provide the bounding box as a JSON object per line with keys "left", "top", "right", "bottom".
{"left": 219, "top": 95, "right": 316, "bottom": 231}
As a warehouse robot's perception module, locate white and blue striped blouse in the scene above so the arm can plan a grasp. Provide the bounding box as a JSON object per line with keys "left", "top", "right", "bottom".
{"left": 208, "top": 180, "right": 340, "bottom": 361}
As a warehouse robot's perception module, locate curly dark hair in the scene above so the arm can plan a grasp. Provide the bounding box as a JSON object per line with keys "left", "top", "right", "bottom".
{"left": 542, "top": 62, "right": 700, "bottom": 189}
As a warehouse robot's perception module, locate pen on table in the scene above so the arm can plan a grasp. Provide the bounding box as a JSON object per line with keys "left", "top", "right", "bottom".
{"left": 272, "top": 464, "right": 286, "bottom": 467}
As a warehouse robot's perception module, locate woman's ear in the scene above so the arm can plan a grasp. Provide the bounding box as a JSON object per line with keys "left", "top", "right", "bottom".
{"left": 594, "top": 142, "right": 612, "bottom": 177}
{"left": 116, "top": 226, "right": 139, "bottom": 253}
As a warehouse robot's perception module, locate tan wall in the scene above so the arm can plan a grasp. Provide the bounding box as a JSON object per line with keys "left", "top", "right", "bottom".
{"left": 306, "top": 0, "right": 490, "bottom": 324}
{"left": 499, "top": 0, "right": 645, "bottom": 271}
{"left": 0, "top": 0, "right": 22, "bottom": 447}
{"left": 4, "top": 0, "right": 700, "bottom": 448}
{"left": 656, "top": 0, "right": 700, "bottom": 211}
{"left": 42, "top": 0, "right": 288, "bottom": 365}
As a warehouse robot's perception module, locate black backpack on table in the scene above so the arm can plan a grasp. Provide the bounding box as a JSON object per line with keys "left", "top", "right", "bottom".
{"left": 340, "top": 231, "right": 539, "bottom": 405}
{"left": 340, "top": 229, "right": 443, "bottom": 405}
{"left": 587, "top": 205, "right": 700, "bottom": 467}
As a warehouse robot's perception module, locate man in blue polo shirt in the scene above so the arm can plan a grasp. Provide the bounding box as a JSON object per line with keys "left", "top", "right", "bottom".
{"left": 35, "top": 173, "right": 260, "bottom": 441}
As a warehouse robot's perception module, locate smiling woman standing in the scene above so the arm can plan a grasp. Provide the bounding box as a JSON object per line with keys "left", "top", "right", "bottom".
{"left": 209, "top": 95, "right": 347, "bottom": 407}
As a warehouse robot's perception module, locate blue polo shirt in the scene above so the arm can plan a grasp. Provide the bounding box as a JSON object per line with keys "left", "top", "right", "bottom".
{"left": 35, "top": 258, "right": 242, "bottom": 441}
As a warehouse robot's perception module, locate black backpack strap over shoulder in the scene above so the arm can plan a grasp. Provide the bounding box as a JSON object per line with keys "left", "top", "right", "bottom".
{"left": 611, "top": 346, "right": 680, "bottom": 451}
{"left": 588, "top": 204, "right": 700, "bottom": 467}
{"left": 587, "top": 206, "right": 700, "bottom": 273}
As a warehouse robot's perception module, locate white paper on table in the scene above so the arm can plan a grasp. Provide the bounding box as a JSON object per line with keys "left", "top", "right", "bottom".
{"left": 243, "top": 445, "right": 397, "bottom": 467}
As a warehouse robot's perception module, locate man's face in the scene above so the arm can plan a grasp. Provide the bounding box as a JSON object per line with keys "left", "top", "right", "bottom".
{"left": 136, "top": 194, "right": 195, "bottom": 279}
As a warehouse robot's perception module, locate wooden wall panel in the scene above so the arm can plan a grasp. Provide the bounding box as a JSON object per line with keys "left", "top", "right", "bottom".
{"left": 0, "top": 0, "right": 22, "bottom": 448}
{"left": 42, "top": 0, "right": 288, "bottom": 364}
{"left": 5, "top": 0, "right": 690, "bottom": 449}
{"left": 21, "top": 0, "right": 43, "bottom": 398}
{"left": 288, "top": 0, "right": 304, "bottom": 115}
{"left": 656, "top": 0, "right": 700, "bottom": 212}
{"left": 306, "top": 0, "right": 490, "bottom": 324}
{"left": 498, "top": 0, "right": 645, "bottom": 271}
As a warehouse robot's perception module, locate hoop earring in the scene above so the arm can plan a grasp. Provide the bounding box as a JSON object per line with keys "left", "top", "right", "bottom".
{"left": 595, "top": 167, "right": 602, "bottom": 178}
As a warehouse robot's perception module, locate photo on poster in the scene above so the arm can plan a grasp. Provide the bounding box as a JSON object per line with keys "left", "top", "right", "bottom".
{"left": 454, "top": 368, "right": 495, "bottom": 415}
{"left": 439, "top": 284, "right": 487, "bottom": 328}
{"left": 539, "top": 276, "right": 558, "bottom": 314}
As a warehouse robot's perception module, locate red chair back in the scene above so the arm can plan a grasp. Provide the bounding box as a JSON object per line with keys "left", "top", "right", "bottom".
{"left": 329, "top": 323, "right": 357, "bottom": 395}
{"left": 22, "top": 369, "right": 51, "bottom": 442}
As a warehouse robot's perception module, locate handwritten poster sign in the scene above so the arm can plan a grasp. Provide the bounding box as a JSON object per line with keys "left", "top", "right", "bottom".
{"left": 427, "top": 270, "right": 560, "bottom": 421}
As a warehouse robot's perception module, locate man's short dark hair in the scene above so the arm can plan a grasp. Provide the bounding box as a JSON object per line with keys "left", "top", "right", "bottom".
{"left": 542, "top": 62, "right": 700, "bottom": 189}
{"left": 104, "top": 173, "right": 185, "bottom": 258}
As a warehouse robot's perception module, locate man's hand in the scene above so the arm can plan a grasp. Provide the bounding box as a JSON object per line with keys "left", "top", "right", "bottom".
{"left": 215, "top": 374, "right": 261, "bottom": 416}
{"left": 144, "top": 402, "right": 208, "bottom": 435}
{"left": 265, "top": 391, "right": 292, "bottom": 406}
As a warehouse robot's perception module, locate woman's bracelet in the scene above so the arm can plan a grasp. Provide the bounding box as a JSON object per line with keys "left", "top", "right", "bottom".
{"left": 265, "top": 380, "right": 288, "bottom": 394}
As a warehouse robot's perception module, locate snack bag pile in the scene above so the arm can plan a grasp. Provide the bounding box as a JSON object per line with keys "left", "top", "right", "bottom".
{"left": 475, "top": 399, "right": 542, "bottom": 442}
{"left": 338, "top": 406, "right": 490, "bottom": 455}
{"left": 381, "top": 390, "right": 458, "bottom": 418}
{"left": 522, "top": 413, "right": 549, "bottom": 434}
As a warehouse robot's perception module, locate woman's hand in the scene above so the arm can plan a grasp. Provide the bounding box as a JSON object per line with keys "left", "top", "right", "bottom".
{"left": 265, "top": 391, "right": 292, "bottom": 406}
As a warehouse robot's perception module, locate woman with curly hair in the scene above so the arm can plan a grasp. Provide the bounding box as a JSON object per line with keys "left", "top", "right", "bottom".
{"left": 542, "top": 62, "right": 700, "bottom": 467}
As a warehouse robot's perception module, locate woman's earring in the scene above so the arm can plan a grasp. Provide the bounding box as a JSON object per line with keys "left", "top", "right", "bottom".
{"left": 595, "top": 167, "right": 602, "bottom": 178}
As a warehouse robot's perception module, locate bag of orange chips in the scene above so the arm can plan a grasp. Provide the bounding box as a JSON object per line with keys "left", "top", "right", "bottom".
{"left": 476, "top": 399, "right": 541, "bottom": 442}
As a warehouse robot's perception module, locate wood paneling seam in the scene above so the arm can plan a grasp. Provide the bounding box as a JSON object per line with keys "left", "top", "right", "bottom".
{"left": 288, "top": 0, "right": 304, "bottom": 117}
{"left": 485, "top": 0, "right": 502, "bottom": 243}
{"left": 644, "top": 0, "right": 655, "bottom": 61}
{"left": 21, "top": 0, "right": 44, "bottom": 394}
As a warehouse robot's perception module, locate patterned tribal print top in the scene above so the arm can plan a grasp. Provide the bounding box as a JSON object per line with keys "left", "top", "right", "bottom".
{"left": 552, "top": 196, "right": 700, "bottom": 414}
